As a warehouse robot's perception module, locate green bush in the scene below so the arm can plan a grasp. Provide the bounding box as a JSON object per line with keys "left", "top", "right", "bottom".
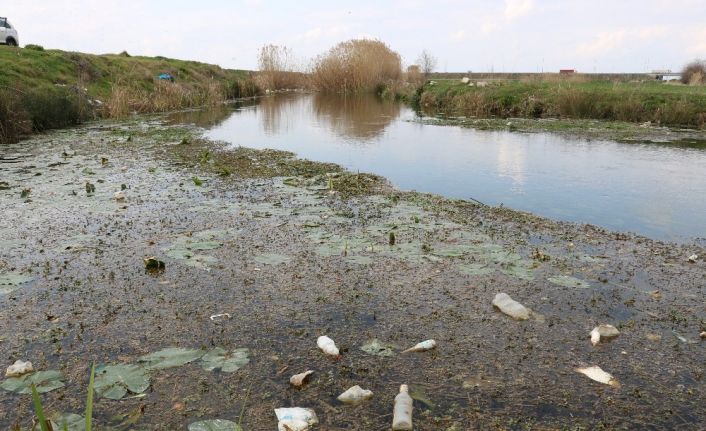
{"left": 21, "top": 87, "right": 89, "bottom": 131}
{"left": 24, "top": 44, "right": 45, "bottom": 51}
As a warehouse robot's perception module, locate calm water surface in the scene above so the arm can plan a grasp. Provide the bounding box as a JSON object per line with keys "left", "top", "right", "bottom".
{"left": 188, "top": 93, "right": 706, "bottom": 242}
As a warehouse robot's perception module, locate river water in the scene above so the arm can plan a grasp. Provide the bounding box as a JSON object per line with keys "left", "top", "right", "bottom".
{"left": 189, "top": 93, "right": 706, "bottom": 242}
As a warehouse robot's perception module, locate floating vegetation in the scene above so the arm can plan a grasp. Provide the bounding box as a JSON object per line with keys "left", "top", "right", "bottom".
{"left": 254, "top": 253, "right": 292, "bottom": 265}
{"left": 138, "top": 347, "right": 205, "bottom": 370}
{"left": 360, "top": 339, "right": 397, "bottom": 357}
{"left": 200, "top": 348, "right": 250, "bottom": 373}
{"left": 93, "top": 364, "right": 150, "bottom": 400}
{"left": 0, "top": 272, "right": 34, "bottom": 295}
{"left": 1, "top": 370, "right": 65, "bottom": 394}
{"left": 548, "top": 275, "right": 591, "bottom": 289}
{"left": 457, "top": 263, "right": 494, "bottom": 276}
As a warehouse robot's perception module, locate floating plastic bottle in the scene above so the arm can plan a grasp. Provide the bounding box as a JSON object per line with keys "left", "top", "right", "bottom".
{"left": 337, "top": 385, "right": 373, "bottom": 404}
{"left": 392, "top": 384, "right": 413, "bottom": 430}
{"left": 402, "top": 339, "right": 436, "bottom": 353}
{"left": 492, "top": 293, "right": 529, "bottom": 320}
{"left": 114, "top": 190, "right": 126, "bottom": 201}
{"left": 317, "top": 335, "right": 339, "bottom": 356}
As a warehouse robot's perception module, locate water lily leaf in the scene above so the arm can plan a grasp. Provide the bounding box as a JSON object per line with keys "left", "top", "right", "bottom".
{"left": 254, "top": 253, "right": 291, "bottom": 265}
{"left": 408, "top": 384, "right": 435, "bottom": 409}
{"left": 94, "top": 364, "right": 150, "bottom": 399}
{"left": 200, "top": 347, "right": 250, "bottom": 372}
{"left": 37, "top": 413, "right": 85, "bottom": 431}
{"left": 548, "top": 275, "right": 591, "bottom": 289}
{"left": 0, "top": 272, "right": 34, "bottom": 286}
{"left": 458, "top": 264, "right": 494, "bottom": 276}
{"left": 184, "top": 241, "right": 223, "bottom": 251}
{"left": 1, "top": 370, "right": 65, "bottom": 394}
{"left": 165, "top": 249, "right": 218, "bottom": 269}
{"left": 139, "top": 347, "right": 205, "bottom": 370}
{"left": 500, "top": 263, "right": 535, "bottom": 280}
{"left": 345, "top": 255, "right": 373, "bottom": 265}
{"left": 361, "top": 339, "right": 397, "bottom": 357}
{"left": 188, "top": 419, "right": 242, "bottom": 431}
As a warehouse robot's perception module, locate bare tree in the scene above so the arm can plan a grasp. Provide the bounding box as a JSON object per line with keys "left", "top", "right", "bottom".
{"left": 417, "top": 49, "right": 437, "bottom": 78}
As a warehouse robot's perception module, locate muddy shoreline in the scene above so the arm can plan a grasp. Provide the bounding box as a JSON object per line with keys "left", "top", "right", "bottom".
{"left": 1, "top": 117, "right": 704, "bottom": 430}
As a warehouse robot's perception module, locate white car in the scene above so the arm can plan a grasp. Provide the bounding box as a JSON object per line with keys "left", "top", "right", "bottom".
{"left": 0, "top": 17, "right": 19, "bottom": 46}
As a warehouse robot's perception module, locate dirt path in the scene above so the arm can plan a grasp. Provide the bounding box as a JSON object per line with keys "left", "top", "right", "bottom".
{"left": 1, "top": 118, "right": 704, "bottom": 430}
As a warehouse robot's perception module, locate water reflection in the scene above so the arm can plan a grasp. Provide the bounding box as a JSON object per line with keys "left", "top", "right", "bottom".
{"left": 312, "top": 93, "right": 400, "bottom": 141}
{"left": 201, "top": 94, "right": 706, "bottom": 242}
{"left": 167, "top": 106, "right": 234, "bottom": 128}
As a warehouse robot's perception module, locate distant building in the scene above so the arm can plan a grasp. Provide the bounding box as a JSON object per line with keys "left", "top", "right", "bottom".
{"left": 559, "top": 69, "right": 577, "bottom": 74}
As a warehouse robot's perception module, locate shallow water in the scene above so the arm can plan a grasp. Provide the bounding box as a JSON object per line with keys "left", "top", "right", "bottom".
{"left": 196, "top": 93, "right": 706, "bottom": 242}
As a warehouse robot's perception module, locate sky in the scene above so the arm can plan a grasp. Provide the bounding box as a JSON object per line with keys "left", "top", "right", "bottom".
{"left": 4, "top": 0, "right": 706, "bottom": 73}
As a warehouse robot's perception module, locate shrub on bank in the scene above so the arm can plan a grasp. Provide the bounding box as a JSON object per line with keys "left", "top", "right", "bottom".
{"left": 681, "top": 60, "right": 706, "bottom": 85}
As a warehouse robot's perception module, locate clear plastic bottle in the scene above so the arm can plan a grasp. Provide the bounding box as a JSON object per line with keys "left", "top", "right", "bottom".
{"left": 392, "top": 384, "right": 413, "bottom": 430}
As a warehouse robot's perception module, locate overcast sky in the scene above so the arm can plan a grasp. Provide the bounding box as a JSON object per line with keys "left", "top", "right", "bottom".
{"left": 5, "top": 0, "right": 706, "bottom": 73}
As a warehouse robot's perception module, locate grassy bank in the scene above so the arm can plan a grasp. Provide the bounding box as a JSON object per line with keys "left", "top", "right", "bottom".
{"left": 417, "top": 79, "right": 706, "bottom": 128}
{"left": 0, "top": 46, "right": 259, "bottom": 143}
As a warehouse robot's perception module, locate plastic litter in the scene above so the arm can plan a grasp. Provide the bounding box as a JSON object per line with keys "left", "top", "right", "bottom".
{"left": 317, "top": 335, "right": 339, "bottom": 356}
{"left": 5, "top": 360, "right": 33, "bottom": 377}
{"left": 275, "top": 407, "right": 318, "bottom": 431}
{"left": 590, "top": 324, "right": 620, "bottom": 346}
{"left": 143, "top": 256, "right": 165, "bottom": 271}
{"left": 392, "top": 384, "right": 413, "bottom": 430}
{"left": 575, "top": 366, "right": 620, "bottom": 387}
{"left": 114, "top": 190, "right": 126, "bottom": 201}
{"left": 209, "top": 313, "right": 231, "bottom": 321}
{"left": 337, "top": 385, "right": 373, "bottom": 404}
{"left": 688, "top": 254, "right": 698, "bottom": 263}
{"left": 701, "top": 331, "right": 706, "bottom": 339}
{"left": 492, "top": 293, "right": 529, "bottom": 320}
{"left": 290, "top": 370, "right": 314, "bottom": 387}
{"left": 402, "top": 339, "right": 436, "bottom": 353}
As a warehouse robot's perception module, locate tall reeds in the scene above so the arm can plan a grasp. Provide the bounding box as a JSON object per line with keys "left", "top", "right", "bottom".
{"left": 311, "top": 39, "right": 402, "bottom": 93}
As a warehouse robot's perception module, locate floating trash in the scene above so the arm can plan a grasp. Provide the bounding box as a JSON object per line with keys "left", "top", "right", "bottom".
{"left": 275, "top": 407, "right": 318, "bottom": 431}
{"left": 590, "top": 324, "right": 620, "bottom": 346}
{"left": 575, "top": 366, "right": 620, "bottom": 388}
{"left": 5, "top": 360, "right": 33, "bottom": 377}
{"left": 317, "top": 335, "right": 339, "bottom": 356}
{"left": 392, "top": 384, "right": 413, "bottom": 430}
{"left": 290, "top": 370, "right": 314, "bottom": 387}
{"left": 337, "top": 385, "right": 373, "bottom": 404}
{"left": 402, "top": 339, "right": 436, "bottom": 353}
{"left": 492, "top": 293, "right": 529, "bottom": 320}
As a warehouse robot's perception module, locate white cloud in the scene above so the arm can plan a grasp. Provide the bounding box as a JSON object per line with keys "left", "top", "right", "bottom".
{"left": 504, "top": 0, "right": 535, "bottom": 20}
{"left": 577, "top": 30, "right": 627, "bottom": 56}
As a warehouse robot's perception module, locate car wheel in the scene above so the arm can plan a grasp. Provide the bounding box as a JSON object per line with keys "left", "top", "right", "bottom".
{"left": 7, "top": 39, "right": 18, "bottom": 47}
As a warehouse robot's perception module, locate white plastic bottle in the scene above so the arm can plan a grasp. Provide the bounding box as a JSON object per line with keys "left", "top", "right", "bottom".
{"left": 392, "top": 384, "right": 413, "bottom": 430}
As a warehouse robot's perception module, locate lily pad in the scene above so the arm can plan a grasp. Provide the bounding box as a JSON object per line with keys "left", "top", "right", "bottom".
{"left": 548, "top": 275, "right": 591, "bottom": 289}
{"left": 360, "top": 339, "right": 397, "bottom": 357}
{"left": 254, "top": 253, "right": 291, "bottom": 265}
{"left": 35, "top": 413, "right": 85, "bottom": 431}
{"left": 200, "top": 348, "right": 250, "bottom": 372}
{"left": 165, "top": 249, "right": 218, "bottom": 269}
{"left": 458, "top": 263, "right": 494, "bottom": 276}
{"left": 500, "top": 263, "right": 535, "bottom": 280}
{"left": 94, "top": 364, "right": 150, "bottom": 400}
{"left": 1, "top": 370, "right": 65, "bottom": 394}
{"left": 345, "top": 255, "right": 373, "bottom": 265}
{"left": 139, "top": 347, "right": 205, "bottom": 370}
{"left": 0, "top": 272, "right": 34, "bottom": 295}
{"left": 189, "top": 419, "right": 242, "bottom": 431}
{"left": 409, "top": 384, "right": 435, "bottom": 409}
{"left": 183, "top": 241, "right": 223, "bottom": 251}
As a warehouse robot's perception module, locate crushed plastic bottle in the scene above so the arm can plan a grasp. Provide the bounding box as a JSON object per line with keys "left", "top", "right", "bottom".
{"left": 317, "top": 335, "right": 339, "bottom": 356}
{"left": 492, "top": 293, "right": 529, "bottom": 320}
{"left": 290, "top": 370, "right": 314, "bottom": 387}
{"left": 114, "top": 190, "right": 126, "bottom": 201}
{"left": 337, "top": 385, "right": 373, "bottom": 404}
{"left": 575, "top": 366, "right": 620, "bottom": 388}
{"left": 590, "top": 324, "right": 620, "bottom": 346}
{"left": 5, "top": 360, "right": 33, "bottom": 377}
{"left": 275, "top": 407, "right": 318, "bottom": 431}
{"left": 402, "top": 339, "right": 436, "bottom": 353}
{"left": 392, "top": 384, "right": 413, "bottom": 430}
